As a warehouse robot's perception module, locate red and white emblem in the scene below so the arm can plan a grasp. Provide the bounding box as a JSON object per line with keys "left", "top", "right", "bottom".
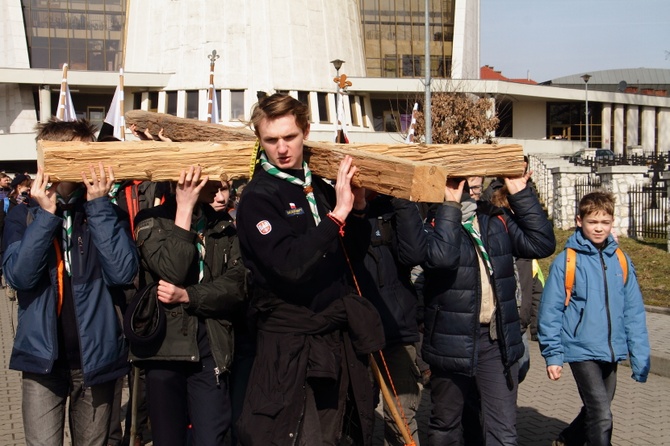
{"left": 256, "top": 220, "right": 272, "bottom": 235}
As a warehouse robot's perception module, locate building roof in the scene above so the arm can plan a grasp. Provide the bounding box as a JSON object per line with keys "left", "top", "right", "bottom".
{"left": 480, "top": 65, "right": 538, "bottom": 85}
{"left": 541, "top": 68, "right": 670, "bottom": 95}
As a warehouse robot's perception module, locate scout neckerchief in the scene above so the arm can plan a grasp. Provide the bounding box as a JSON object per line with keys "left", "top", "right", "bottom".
{"left": 463, "top": 214, "right": 493, "bottom": 276}
{"left": 258, "top": 150, "right": 321, "bottom": 225}
{"left": 194, "top": 213, "right": 206, "bottom": 283}
{"left": 57, "top": 187, "right": 84, "bottom": 277}
{"left": 108, "top": 182, "right": 121, "bottom": 204}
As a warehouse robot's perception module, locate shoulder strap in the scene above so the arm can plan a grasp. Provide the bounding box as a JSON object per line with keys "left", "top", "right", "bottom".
{"left": 615, "top": 248, "right": 628, "bottom": 285}
{"left": 564, "top": 248, "right": 577, "bottom": 306}
{"left": 564, "top": 247, "right": 629, "bottom": 307}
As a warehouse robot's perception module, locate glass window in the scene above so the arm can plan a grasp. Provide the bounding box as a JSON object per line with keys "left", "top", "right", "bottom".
{"left": 298, "top": 91, "right": 309, "bottom": 107}
{"left": 149, "top": 91, "right": 159, "bottom": 112}
{"left": 166, "top": 91, "right": 178, "bottom": 116}
{"left": 317, "top": 93, "right": 329, "bottom": 122}
{"left": 186, "top": 90, "right": 199, "bottom": 119}
{"left": 230, "top": 90, "right": 244, "bottom": 121}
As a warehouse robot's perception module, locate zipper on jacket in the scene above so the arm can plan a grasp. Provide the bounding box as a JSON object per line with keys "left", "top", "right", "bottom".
{"left": 600, "top": 251, "right": 616, "bottom": 362}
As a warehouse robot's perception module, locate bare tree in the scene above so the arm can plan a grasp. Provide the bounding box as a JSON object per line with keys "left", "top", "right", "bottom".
{"left": 414, "top": 92, "right": 499, "bottom": 144}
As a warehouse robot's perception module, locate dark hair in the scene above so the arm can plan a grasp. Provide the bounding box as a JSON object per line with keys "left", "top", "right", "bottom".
{"left": 578, "top": 190, "right": 615, "bottom": 219}
{"left": 249, "top": 93, "right": 310, "bottom": 138}
{"left": 35, "top": 118, "right": 97, "bottom": 142}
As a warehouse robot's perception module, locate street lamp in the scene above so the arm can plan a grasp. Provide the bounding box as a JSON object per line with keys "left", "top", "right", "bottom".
{"left": 330, "top": 59, "right": 345, "bottom": 76}
{"left": 581, "top": 73, "right": 592, "bottom": 148}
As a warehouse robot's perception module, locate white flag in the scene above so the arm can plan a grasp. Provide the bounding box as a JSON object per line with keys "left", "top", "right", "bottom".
{"left": 334, "top": 91, "right": 349, "bottom": 143}
{"left": 104, "top": 86, "right": 125, "bottom": 140}
{"left": 209, "top": 87, "right": 220, "bottom": 124}
{"left": 405, "top": 102, "right": 419, "bottom": 143}
{"left": 57, "top": 84, "right": 77, "bottom": 122}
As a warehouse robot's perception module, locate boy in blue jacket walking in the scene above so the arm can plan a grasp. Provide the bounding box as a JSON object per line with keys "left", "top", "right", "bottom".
{"left": 538, "top": 190, "right": 650, "bottom": 446}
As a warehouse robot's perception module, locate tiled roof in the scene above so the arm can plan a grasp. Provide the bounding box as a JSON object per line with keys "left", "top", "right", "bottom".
{"left": 480, "top": 65, "right": 538, "bottom": 85}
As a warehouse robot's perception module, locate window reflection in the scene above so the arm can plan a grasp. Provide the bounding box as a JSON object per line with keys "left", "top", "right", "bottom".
{"left": 21, "top": 0, "right": 125, "bottom": 71}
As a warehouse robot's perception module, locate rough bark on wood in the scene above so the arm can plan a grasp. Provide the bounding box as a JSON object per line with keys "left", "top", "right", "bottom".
{"left": 304, "top": 141, "right": 525, "bottom": 178}
{"left": 125, "top": 110, "right": 256, "bottom": 142}
{"left": 37, "top": 140, "right": 450, "bottom": 202}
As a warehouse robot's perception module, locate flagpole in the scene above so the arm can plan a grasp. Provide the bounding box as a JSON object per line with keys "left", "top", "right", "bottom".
{"left": 56, "top": 63, "right": 69, "bottom": 121}
{"left": 207, "top": 50, "right": 219, "bottom": 123}
{"left": 118, "top": 68, "right": 125, "bottom": 140}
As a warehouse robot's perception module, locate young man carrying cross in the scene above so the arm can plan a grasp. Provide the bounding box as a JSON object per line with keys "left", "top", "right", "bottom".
{"left": 235, "top": 93, "right": 385, "bottom": 446}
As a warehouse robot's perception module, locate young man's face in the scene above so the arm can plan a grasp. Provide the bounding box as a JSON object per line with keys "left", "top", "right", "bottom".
{"left": 467, "top": 176, "right": 483, "bottom": 200}
{"left": 576, "top": 211, "right": 613, "bottom": 248}
{"left": 0, "top": 176, "right": 10, "bottom": 188}
{"left": 210, "top": 181, "right": 230, "bottom": 212}
{"left": 257, "top": 114, "right": 309, "bottom": 170}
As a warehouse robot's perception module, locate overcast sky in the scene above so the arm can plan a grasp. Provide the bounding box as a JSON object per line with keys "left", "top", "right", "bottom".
{"left": 480, "top": 0, "right": 670, "bottom": 82}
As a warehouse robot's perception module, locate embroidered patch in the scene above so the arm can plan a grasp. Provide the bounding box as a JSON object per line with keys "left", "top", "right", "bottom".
{"left": 285, "top": 207, "right": 305, "bottom": 217}
{"left": 256, "top": 220, "right": 272, "bottom": 235}
{"left": 289, "top": 202, "right": 297, "bottom": 209}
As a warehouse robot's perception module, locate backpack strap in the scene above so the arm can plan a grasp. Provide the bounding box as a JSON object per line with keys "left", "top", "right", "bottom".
{"left": 564, "top": 248, "right": 577, "bottom": 307}
{"left": 3, "top": 197, "right": 9, "bottom": 213}
{"left": 615, "top": 248, "right": 628, "bottom": 285}
{"left": 564, "top": 246, "right": 628, "bottom": 307}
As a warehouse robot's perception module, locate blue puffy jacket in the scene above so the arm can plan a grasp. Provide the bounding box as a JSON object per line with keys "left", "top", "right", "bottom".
{"left": 538, "top": 229, "right": 650, "bottom": 382}
{"left": 2, "top": 197, "right": 138, "bottom": 386}
{"left": 422, "top": 187, "right": 555, "bottom": 376}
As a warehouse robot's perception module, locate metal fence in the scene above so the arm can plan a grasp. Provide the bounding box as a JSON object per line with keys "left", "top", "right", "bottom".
{"left": 628, "top": 182, "right": 668, "bottom": 240}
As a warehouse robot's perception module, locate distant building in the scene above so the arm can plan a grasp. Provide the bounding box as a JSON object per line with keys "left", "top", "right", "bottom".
{"left": 1, "top": 0, "right": 669, "bottom": 172}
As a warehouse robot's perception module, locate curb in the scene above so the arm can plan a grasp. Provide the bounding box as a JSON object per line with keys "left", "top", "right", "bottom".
{"left": 645, "top": 305, "right": 670, "bottom": 315}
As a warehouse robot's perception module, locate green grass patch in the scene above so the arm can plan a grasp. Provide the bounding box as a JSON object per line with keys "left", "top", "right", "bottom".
{"left": 537, "top": 229, "right": 670, "bottom": 308}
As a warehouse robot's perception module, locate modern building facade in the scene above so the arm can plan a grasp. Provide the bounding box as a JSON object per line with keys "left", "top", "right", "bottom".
{"left": 1, "top": 0, "right": 670, "bottom": 173}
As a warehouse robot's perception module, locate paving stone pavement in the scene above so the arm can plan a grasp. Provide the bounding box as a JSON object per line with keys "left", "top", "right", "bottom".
{"left": 2, "top": 287, "right": 670, "bottom": 445}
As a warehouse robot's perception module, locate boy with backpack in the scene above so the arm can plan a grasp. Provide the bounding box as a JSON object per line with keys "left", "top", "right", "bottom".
{"left": 538, "top": 190, "right": 650, "bottom": 446}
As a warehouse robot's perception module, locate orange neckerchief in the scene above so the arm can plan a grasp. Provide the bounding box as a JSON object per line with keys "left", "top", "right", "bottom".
{"left": 53, "top": 239, "right": 64, "bottom": 316}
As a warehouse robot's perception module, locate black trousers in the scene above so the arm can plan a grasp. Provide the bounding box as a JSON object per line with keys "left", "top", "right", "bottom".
{"left": 428, "top": 326, "right": 519, "bottom": 446}
{"left": 145, "top": 356, "right": 231, "bottom": 446}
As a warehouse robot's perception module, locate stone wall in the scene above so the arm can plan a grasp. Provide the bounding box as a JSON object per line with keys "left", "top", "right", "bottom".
{"left": 530, "top": 155, "right": 652, "bottom": 238}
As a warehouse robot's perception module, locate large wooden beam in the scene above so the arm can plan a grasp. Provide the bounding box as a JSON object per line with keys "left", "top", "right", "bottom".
{"left": 37, "top": 140, "right": 450, "bottom": 202}
{"left": 125, "top": 111, "right": 524, "bottom": 177}
{"left": 125, "top": 110, "right": 256, "bottom": 142}
{"left": 305, "top": 141, "right": 525, "bottom": 178}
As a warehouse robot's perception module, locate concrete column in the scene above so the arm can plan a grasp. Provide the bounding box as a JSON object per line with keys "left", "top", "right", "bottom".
{"left": 626, "top": 105, "right": 639, "bottom": 150}
{"left": 613, "top": 104, "right": 625, "bottom": 155}
{"left": 157, "top": 91, "right": 167, "bottom": 114}
{"left": 39, "top": 86, "right": 51, "bottom": 123}
{"left": 550, "top": 165, "right": 593, "bottom": 230}
{"left": 308, "top": 91, "right": 319, "bottom": 124}
{"left": 641, "top": 106, "right": 656, "bottom": 154}
{"left": 658, "top": 108, "right": 670, "bottom": 154}
{"left": 177, "top": 90, "right": 187, "bottom": 118}
{"left": 601, "top": 103, "right": 612, "bottom": 149}
{"left": 597, "top": 165, "right": 649, "bottom": 237}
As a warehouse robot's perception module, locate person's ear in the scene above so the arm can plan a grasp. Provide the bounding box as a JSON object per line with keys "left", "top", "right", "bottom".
{"left": 576, "top": 215, "right": 583, "bottom": 228}
{"left": 303, "top": 123, "right": 310, "bottom": 140}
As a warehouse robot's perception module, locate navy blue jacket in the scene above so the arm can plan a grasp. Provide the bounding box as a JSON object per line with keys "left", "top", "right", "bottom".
{"left": 422, "top": 186, "right": 555, "bottom": 376}
{"left": 3, "top": 197, "right": 138, "bottom": 386}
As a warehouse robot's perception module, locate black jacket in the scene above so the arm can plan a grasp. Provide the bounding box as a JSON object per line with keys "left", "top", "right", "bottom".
{"left": 131, "top": 197, "right": 247, "bottom": 376}
{"left": 235, "top": 167, "right": 380, "bottom": 445}
{"left": 355, "top": 195, "right": 427, "bottom": 345}
{"left": 422, "top": 186, "right": 555, "bottom": 377}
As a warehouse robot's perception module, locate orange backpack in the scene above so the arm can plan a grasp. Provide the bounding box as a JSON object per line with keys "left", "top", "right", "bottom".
{"left": 564, "top": 247, "right": 628, "bottom": 307}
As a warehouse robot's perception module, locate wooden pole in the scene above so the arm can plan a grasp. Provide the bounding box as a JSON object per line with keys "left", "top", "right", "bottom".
{"left": 56, "top": 64, "right": 68, "bottom": 121}
{"left": 119, "top": 68, "right": 126, "bottom": 140}
{"left": 207, "top": 50, "right": 219, "bottom": 123}
{"left": 369, "top": 354, "right": 416, "bottom": 446}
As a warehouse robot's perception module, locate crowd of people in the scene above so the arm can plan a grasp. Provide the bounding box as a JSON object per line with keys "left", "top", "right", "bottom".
{"left": 1, "top": 93, "right": 650, "bottom": 446}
